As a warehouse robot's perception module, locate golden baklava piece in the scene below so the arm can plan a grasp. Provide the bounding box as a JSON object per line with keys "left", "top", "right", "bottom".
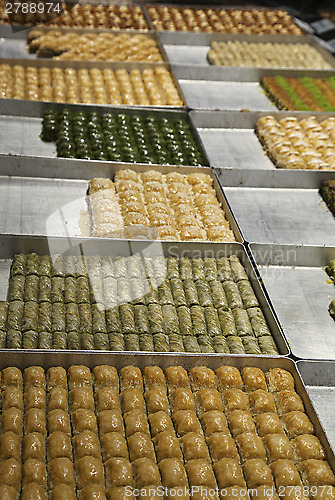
{"left": 213, "top": 458, "right": 245, "bottom": 489}
{"left": 159, "top": 458, "right": 188, "bottom": 488}
{"left": 255, "top": 412, "right": 284, "bottom": 437}
{"left": 291, "top": 435, "right": 326, "bottom": 462}
{"left": 266, "top": 368, "right": 295, "bottom": 392}
{"left": 207, "top": 432, "right": 239, "bottom": 462}
{"left": 243, "top": 458, "right": 275, "bottom": 489}
{"left": 154, "top": 430, "right": 183, "bottom": 462}
{"left": 149, "top": 411, "right": 174, "bottom": 437}
{"left": 201, "top": 410, "right": 228, "bottom": 437}
{"left": 282, "top": 411, "right": 315, "bottom": 439}
{"left": 98, "top": 410, "right": 124, "bottom": 436}
{"left": 215, "top": 366, "right": 243, "bottom": 392}
{"left": 299, "top": 459, "right": 335, "bottom": 486}
{"left": 263, "top": 433, "right": 293, "bottom": 462}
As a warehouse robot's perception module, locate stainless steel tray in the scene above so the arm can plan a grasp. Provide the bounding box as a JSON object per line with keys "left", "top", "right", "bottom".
{"left": 0, "top": 57, "right": 186, "bottom": 110}
{"left": 145, "top": 3, "right": 310, "bottom": 34}
{"left": 0, "top": 164, "right": 242, "bottom": 243}
{"left": 222, "top": 186, "right": 335, "bottom": 246}
{"left": 297, "top": 360, "right": 335, "bottom": 450}
{"left": 158, "top": 32, "right": 335, "bottom": 68}
{"left": 0, "top": 103, "right": 208, "bottom": 166}
{"left": 0, "top": 235, "right": 289, "bottom": 355}
{"left": 0, "top": 353, "right": 332, "bottom": 464}
{"left": 0, "top": 26, "right": 164, "bottom": 60}
{"left": 173, "top": 65, "right": 335, "bottom": 111}
{"left": 190, "top": 110, "right": 335, "bottom": 188}
{"left": 250, "top": 244, "right": 335, "bottom": 360}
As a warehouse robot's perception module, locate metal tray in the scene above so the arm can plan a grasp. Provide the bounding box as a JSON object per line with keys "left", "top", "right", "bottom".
{"left": 250, "top": 244, "right": 335, "bottom": 360}
{"left": 297, "top": 360, "right": 335, "bottom": 450}
{"left": 0, "top": 235, "right": 289, "bottom": 355}
{"left": 144, "top": 3, "right": 311, "bottom": 35}
{"left": 190, "top": 110, "right": 335, "bottom": 188}
{"left": 0, "top": 164, "right": 243, "bottom": 243}
{"left": 0, "top": 26, "right": 165, "bottom": 61}
{"left": 0, "top": 2, "right": 153, "bottom": 36}
{"left": 0, "top": 57, "right": 187, "bottom": 110}
{"left": 158, "top": 32, "right": 335, "bottom": 68}
{"left": 222, "top": 186, "right": 335, "bottom": 246}
{"left": 0, "top": 353, "right": 332, "bottom": 465}
{"left": 173, "top": 65, "right": 335, "bottom": 111}
{"left": 0, "top": 102, "right": 208, "bottom": 167}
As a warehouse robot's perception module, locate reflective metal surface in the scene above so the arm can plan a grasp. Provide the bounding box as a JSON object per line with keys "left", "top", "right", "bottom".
{"left": 223, "top": 187, "right": 335, "bottom": 246}
{"left": 297, "top": 360, "right": 335, "bottom": 450}
{"left": 250, "top": 244, "right": 335, "bottom": 360}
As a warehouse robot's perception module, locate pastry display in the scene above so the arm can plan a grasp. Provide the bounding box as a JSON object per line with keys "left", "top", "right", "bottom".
{"left": 0, "top": 2, "right": 148, "bottom": 29}
{"left": 27, "top": 31, "right": 162, "bottom": 61}
{"left": 87, "top": 170, "right": 235, "bottom": 242}
{"left": 208, "top": 41, "right": 332, "bottom": 69}
{"left": 256, "top": 116, "right": 335, "bottom": 170}
{"left": 41, "top": 109, "right": 206, "bottom": 165}
{"left": 0, "top": 64, "right": 182, "bottom": 106}
{"left": 261, "top": 76, "right": 335, "bottom": 111}
{"left": 145, "top": 5, "right": 302, "bottom": 34}
{"left": 320, "top": 180, "right": 335, "bottom": 217}
{"left": 0, "top": 251, "right": 281, "bottom": 354}
{"left": 0, "top": 363, "right": 332, "bottom": 499}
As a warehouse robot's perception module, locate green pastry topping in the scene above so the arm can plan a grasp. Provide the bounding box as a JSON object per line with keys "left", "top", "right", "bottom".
{"left": 41, "top": 109, "right": 207, "bottom": 166}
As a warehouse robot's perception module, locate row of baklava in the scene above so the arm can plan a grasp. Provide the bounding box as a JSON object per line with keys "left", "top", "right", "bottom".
{"left": 7, "top": 261, "right": 256, "bottom": 307}
{"left": 0, "top": 365, "right": 334, "bottom": 499}
{"left": 1, "top": 306, "right": 278, "bottom": 354}
{"left": 2, "top": 253, "right": 278, "bottom": 353}
{"left": 2, "top": 286, "right": 278, "bottom": 354}
{"left": 7, "top": 253, "right": 247, "bottom": 282}
{"left": 88, "top": 171, "right": 235, "bottom": 242}
{"left": 27, "top": 31, "right": 162, "bottom": 62}
{"left": 256, "top": 116, "right": 335, "bottom": 170}
{"left": 145, "top": 6, "right": 302, "bottom": 35}
{"left": 208, "top": 41, "right": 332, "bottom": 69}
{"left": 0, "top": 64, "right": 181, "bottom": 106}
{"left": 0, "top": 2, "right": 148, "bottom": 29}
{"left": 261, "top": 76, "right": 335, "bottom": 112}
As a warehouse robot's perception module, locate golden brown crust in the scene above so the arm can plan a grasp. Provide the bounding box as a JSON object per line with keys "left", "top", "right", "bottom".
{"left": 213, "top": 458, "right": 245, "bottom": 489}
{"left": 0, "top": 363, "right": 331, "bottom": 499}
{"left": 243, "top": 458, "right": 275, "bottom": 489}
